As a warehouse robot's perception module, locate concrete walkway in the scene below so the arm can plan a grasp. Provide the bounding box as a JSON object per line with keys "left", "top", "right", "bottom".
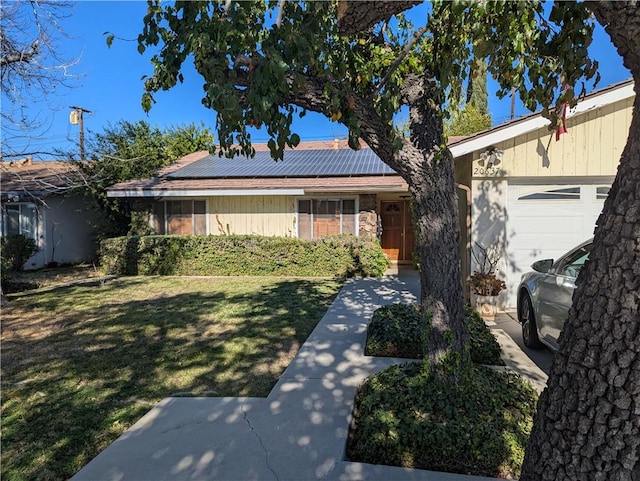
{"left": 72, "top": 270, "right": 545, "bottom": 481}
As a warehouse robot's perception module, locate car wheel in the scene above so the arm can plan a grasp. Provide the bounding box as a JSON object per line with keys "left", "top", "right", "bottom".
{"left": 520, "top": 293, "right": 542, "bottom": 349}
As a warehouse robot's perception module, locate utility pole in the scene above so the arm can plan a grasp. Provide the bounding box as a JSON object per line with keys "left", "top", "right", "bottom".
{"left": 69, "top": 106, "right": 92, "bottom": 160}
{"left": 510, "top": 88, "right": 516, "bottom": 120}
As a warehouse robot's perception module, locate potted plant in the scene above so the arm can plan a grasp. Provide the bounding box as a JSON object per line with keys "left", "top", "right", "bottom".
{"left": 469, "top": 242, "right": 506, "bottom": 322}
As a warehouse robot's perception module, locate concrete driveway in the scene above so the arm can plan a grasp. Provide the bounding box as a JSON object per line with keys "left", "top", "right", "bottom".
{"left": 491, "top": 311, "right": 554, "bottom": 375}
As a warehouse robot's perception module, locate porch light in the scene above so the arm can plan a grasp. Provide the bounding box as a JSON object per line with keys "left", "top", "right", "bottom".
{"left": 479, "top": 146, "right": 503, "bottom": 168}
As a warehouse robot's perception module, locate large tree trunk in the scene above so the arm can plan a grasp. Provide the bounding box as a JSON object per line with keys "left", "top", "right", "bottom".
{"left": 409, "top": 156, "right": 468, "bottom": 366}
{"left": 336, "top": 0, "right": 421, "bottom": 35}
{"left": 291, "top": 73, "right": 470, "bottom": 366}
{"left": 396, "top": 74, "right": 469, "bottom": 366}
{"left": 521, "top": 3, "right": 640, "bottom": 478}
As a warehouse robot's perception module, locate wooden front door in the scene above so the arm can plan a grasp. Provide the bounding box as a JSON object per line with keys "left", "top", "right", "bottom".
{"left": 381, "top": 200, "right": 415, "bottom": 262}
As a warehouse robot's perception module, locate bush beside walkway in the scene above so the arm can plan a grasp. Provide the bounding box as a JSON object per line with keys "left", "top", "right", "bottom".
{"left": 100, "top": 234, "right": 389, "bottom": 278}
{"left": 349, "top": 303, "right": 536, "bottom": 479}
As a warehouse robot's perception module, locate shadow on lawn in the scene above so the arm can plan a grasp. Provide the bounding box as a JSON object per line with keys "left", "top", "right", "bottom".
{"left": 1, "top": 277, "right": 340, "bottom": 480}
{"left": 70, "top": 272, "right": 426, "bottom": 481}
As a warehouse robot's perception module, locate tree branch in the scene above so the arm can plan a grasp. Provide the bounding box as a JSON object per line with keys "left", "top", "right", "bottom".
{"left": 589, "top": 1, "right": 640, "bottom": 78}
{"left": 337, "top": 0, "right": 422, "bottom": 35}
{"left": 226, "top": 62, "right": 410, "bottom": 172}
{"left": 275, "top": 0, "right": 287, "bottom": 27}
{"left": 373, "top": 24, "right": 428, "bottom": 98}
{"left": 0, "top": 40, "right": 39, "bottom": 67}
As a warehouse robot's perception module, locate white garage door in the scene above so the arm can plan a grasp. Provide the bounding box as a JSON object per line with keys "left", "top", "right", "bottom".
{"left": 505, "top": 183, "right": 609, "bottom": 307}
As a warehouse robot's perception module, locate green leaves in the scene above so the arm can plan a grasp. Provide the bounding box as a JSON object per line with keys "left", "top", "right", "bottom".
{"left": 104, "top": 33, "right": 115, "bottom": 48}
{"left": 137, "top": 1, "right": 426, "bottom": 155}
{"left": 137, "top": 0, "right": 600, "bottom": 156}
{"left": 446, "top": 103, "right": 491, "bottom": 137}
{"left": 472, "top": 1, "right": 598, "bottom": 125}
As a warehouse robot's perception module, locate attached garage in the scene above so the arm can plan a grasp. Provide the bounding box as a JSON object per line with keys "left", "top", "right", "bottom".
{"left": 452, "top": 79, "right": 634, "bottom": 308}
{"left": 505, "top": 181, "right": 612, "bottom": 306}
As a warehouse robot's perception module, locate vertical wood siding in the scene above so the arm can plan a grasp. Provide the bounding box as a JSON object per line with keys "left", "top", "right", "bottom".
{"left": 472, "top": 97, "right": 633, "bottom": 179}
{"left": 208, "top": 195, "right": 297, "bottom": 236}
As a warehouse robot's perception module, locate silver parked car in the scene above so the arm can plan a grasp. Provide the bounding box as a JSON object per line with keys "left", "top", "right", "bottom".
{"left": 517, "top": 239, "right": 592, "bottom": 351}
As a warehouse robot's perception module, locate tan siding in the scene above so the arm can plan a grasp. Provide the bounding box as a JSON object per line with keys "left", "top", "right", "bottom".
{"left": 597, "top": 103, "right": 616, "bottom": 174}
{"left": 472, "top": 96, "right": 632, "bottom": 179}
{"left": 208, "top": 196, "right": 296, "bottom": 236}
{"left": 612, "top": 97, "right": 633, "bottom": 165}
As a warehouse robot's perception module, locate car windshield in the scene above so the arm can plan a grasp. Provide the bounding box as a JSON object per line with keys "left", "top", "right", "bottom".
{"left": 557, "top": 245, "right": 590, "bottom": 278}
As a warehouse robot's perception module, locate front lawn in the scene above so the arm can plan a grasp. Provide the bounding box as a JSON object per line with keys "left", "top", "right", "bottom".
{"left": 1, "top": 276, "right": 342, "bottom": 481}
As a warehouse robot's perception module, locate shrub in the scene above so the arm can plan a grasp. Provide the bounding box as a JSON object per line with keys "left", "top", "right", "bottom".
{"left": 0, "top": 246, "right": 10, "bottom": 288}
{"left": 347, "top": 362, "right": 538, "bottom": 479}
{"left": 354, "top": 237, "right": 392, "bottom": 277}
{"left": 465, "top": 305, "right": 504, "bottom": 365}
{"left": 365, "top": 304, "right": 423, "bottom": 358}
{"left": 365, "top": 303, "right": 504, "bottom": 365}
{"left": 99, "top": 234, "right": 389, "bottom": 278}
{"left": 1, "top": 235, "right": 38, "bottom": 273}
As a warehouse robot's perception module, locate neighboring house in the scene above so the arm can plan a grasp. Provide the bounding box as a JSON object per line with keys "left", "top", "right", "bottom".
{"left": 0, "top": 158, "right": 99, "bottom": 269}
{"left": 107, "top": 79, "right": 634, "bottom": 307}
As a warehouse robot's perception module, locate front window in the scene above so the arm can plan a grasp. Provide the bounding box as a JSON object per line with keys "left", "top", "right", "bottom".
{"left": 154, "top": 200, "right": 206, "bottom": 235}
{"left": 297, "top": 198, "right": 356, "bottom": 239}
{"left": 2, "top": 203, "right": 38, "bottom": 239}
{"left": 518, "top": 187, "right": 581, "bottom": 201}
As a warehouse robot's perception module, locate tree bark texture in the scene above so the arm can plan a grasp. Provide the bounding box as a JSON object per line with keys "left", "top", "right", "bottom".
{"left": 409, "top": 156, "right": 469, "bottom": 366}
{"left": 521, "top": 4, "right": 640, "bottom": 478}
{"left": 336, "top": 0, "right": 422, "bottom": 35}
{"left": 397, "top": 75, "right": 469, "bottom": 366}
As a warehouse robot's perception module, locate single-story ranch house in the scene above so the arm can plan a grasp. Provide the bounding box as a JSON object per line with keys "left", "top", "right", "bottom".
{"left": 107, "top": 79, "right": 634, "bottom": 307}
{"left": 1, "top": 158, "right": 99, "bottom": 269}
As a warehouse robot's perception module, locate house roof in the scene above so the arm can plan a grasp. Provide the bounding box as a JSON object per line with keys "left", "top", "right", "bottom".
{"left": 167, "top": 148, "right": 396, "bottom": 179}
{"left": 108, "top": 146, "right": 407, "bottom": 197}
{"left": 106, "top": 78, "right": 634, "bottom": 198}
{"left": 107, "top": 175, "right": 410, "bottom": 198}
{"left": 1, "top": 159, "right": 82, "bottom": 201}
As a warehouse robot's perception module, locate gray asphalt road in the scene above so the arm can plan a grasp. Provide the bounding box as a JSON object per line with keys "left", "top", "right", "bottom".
{"left": 493, "top": 311, "right": 554, "bottom": 375}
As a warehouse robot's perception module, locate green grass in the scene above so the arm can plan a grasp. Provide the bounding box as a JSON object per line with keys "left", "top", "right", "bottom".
{"left": 1, "top": 276, "right": 342, "bottom": 481}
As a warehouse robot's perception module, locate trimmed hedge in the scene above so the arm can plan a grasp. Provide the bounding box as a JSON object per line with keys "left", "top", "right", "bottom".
{"left": 99, "top": 234, "right": 389, "bottom": 278}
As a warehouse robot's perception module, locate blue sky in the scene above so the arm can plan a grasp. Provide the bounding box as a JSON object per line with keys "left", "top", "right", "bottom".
{"left": 4, "top": 1, "right": 632, "bottom": 159}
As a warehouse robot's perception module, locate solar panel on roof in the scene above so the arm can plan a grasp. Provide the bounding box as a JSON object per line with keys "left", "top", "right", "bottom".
{"left": 167, "top": 149, "right": 397, "bottom": 179}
